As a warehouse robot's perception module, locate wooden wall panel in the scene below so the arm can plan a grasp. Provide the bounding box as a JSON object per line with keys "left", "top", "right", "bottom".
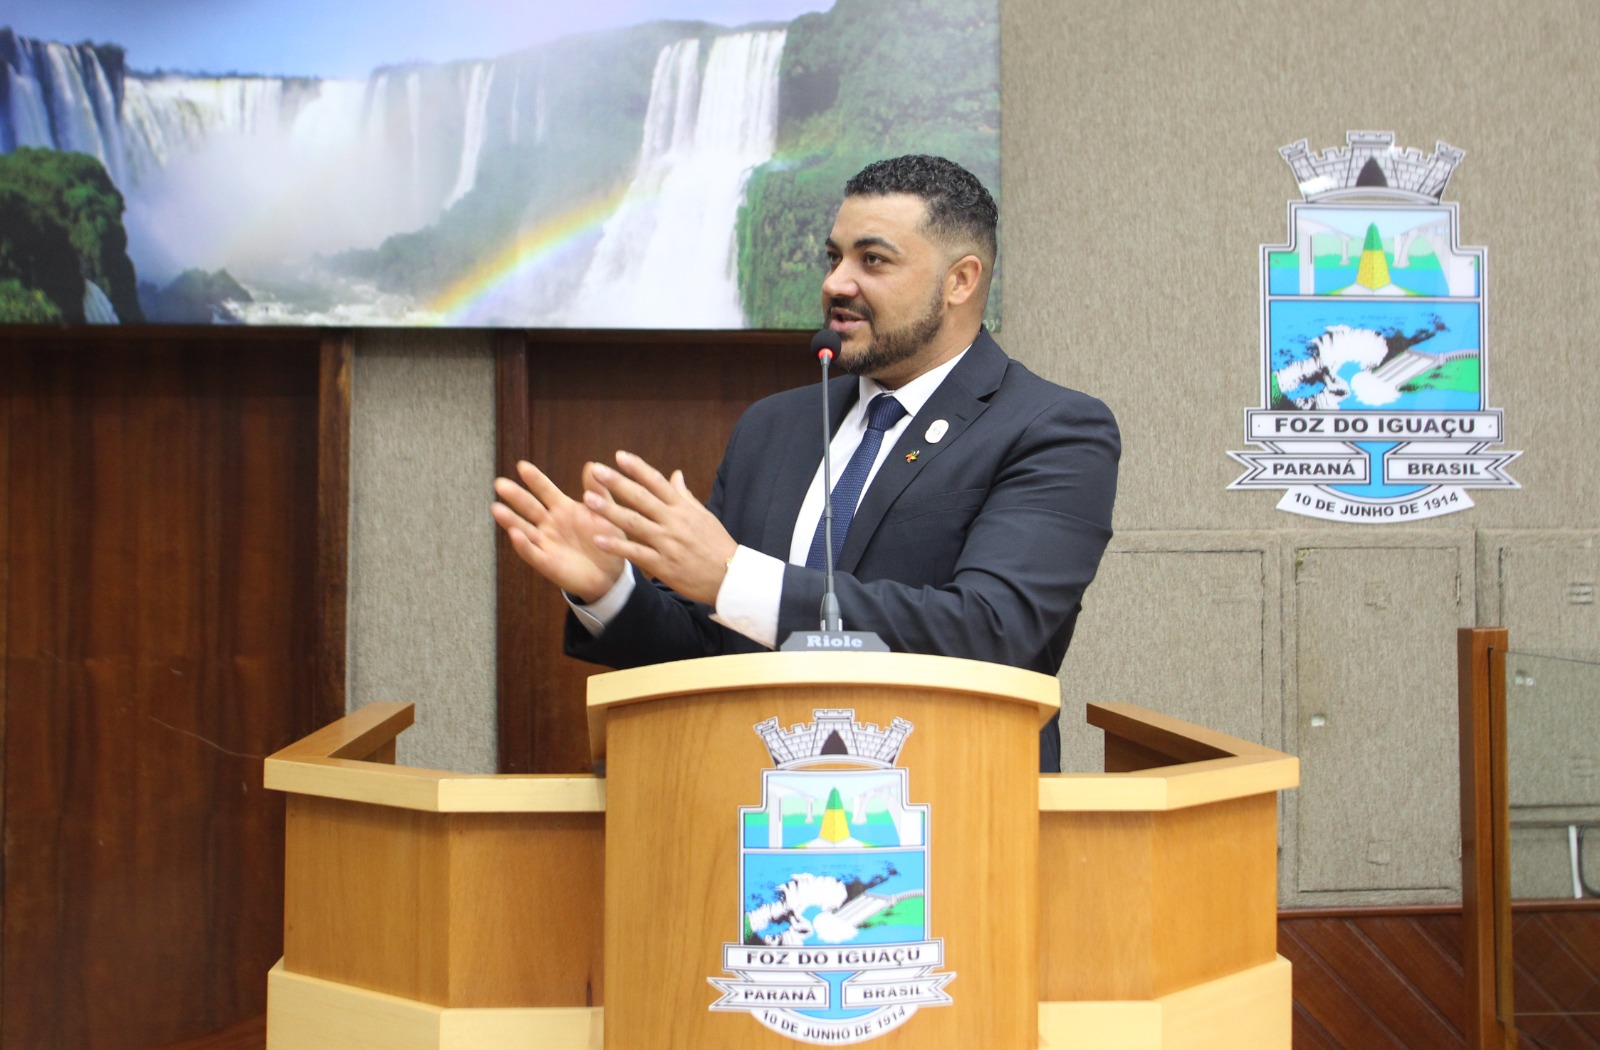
{"left": 313, "top": 333, "right": 352, "bottom": 723}
{"left": 1281, "top": 912, "right": 1464, "bottom": 1048}
{"left": 497, "top": 332, "right": 816, "bottom": 774}
{"left": 151, "top": 1017, "right": 266, "bottom": 1050}
{"left": 494, "top": 332, "right": 533, "bottom": 774}
{"left": 1, "top": 335, "right": 328, "bottom": 1049}
{"left": 1282, "top": 904, "right": 1600, "bottom": 1049}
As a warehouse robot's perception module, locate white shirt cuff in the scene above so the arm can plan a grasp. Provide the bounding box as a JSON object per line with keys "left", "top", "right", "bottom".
{"left": 566, "top": 568, "right": 636, "bottom": 636}
{"left": 710, "top": 545, "right": 784, "bottom": 649}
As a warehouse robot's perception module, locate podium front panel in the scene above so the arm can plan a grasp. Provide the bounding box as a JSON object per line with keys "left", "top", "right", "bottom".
{"left": 600, "top": 680, "right": 1043, "bottom": 1050}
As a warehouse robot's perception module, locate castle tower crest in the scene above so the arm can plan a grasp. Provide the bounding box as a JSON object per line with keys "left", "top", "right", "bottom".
{"left": 1280, "top": 130, "right": 1464, "bottom": 203}
{"left": 754, "top": 709, "right": 913, "bottom": 768}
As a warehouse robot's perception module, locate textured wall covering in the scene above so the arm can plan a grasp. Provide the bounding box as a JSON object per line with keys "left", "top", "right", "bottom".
{"left": 341, "top": 0, "right": 1600, "bottom": 904}
{"left": 1003, "top": 0, "right": 1600, "bottom": 905}
{"left": 346, "top": 332, "right": 498, "bottom": 773}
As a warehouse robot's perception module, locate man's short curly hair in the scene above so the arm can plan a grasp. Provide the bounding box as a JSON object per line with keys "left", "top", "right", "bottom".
{"left": 844, "top": 155, "right": 998, "bottom": 263}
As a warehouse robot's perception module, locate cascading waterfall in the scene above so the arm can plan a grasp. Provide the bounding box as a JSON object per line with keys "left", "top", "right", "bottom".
{"left": 3, "top": 45, "right": 53, "bottom": 147}
{"left": 564, "top": 29, "right": 786, "bottom": 328}
{"left": 43, "top": 46, "right": 105, "bottom": 160}
{"left": 120, "top": 75, "right": 304, "bottom": 182}
{"left": 444, "top": 62, "right": 494, "bottom": 208}
{"left": 405, "top": 70, "right": 423, "bottom": 215}
{"left": 83, "top": 280, "right": 118, "bottom": 323}
{"left": 532, "top": 73, "right": 547, "bottom": 145}
{"left": 3, "top": 34, "right": 126, "bottom": 180}
{"left": 365, "top": 70, "right": 390, "bottom": 151}
{"left": 507, "top": 66, "right": 520, "bottom": 144}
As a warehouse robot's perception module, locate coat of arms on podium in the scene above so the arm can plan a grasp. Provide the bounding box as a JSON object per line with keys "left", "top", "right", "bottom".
{"left": 709, "top": 709, "right": 953, "bottom": 1044}
{"left": 1229, "top": 131, "right": 1520, "bottom": 521}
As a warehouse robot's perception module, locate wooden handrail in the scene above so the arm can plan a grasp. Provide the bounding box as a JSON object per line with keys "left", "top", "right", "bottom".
{"left": 263, "top": 701, "right": 604, "bottom": 814}
{"left": 1459, "top": 627, "right": 1517, "bottom": 1050}
{"left": 270, "top": 700, "right": 413, "bottom": 762}
{"left": 1040, "top": 702, "right": 1299, "bottom": 813}
{"left": 1089, "top": 701, "right": 1270, "bottom": 768}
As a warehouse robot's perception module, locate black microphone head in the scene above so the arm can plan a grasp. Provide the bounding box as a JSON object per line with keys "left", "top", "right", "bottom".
{"left": 810, "top": 328, "right": 842, "bottom": 360}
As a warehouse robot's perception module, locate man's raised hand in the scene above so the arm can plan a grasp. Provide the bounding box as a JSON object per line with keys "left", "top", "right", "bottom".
{"left": 584, "top": 450, "right": 738, "bottom": 607}
{"left": 491, "top": 461, "right": 626, "bottom": 603}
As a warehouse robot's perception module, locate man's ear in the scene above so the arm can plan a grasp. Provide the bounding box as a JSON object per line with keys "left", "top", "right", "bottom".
{"left": 944, "top": 254, "right": 984, "bottom": 307}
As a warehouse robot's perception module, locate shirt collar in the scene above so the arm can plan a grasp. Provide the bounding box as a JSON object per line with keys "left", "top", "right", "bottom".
{"left": 855, "top": 345, "right": 970, "bottom": 421}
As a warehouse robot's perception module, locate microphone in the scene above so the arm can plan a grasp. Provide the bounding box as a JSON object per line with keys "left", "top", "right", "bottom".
{"left": 812, "top": 329, "right": 843, "bottom": 632}
{"left": 779, "top": 329, "right": 889, "bottom": 653}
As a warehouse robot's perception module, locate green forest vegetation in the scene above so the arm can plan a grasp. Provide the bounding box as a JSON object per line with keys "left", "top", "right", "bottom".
{"left": 737, "top": 0, "right": 1000, "bottom": 329}
{"left": 0, "top": 147, "right": 143, "bottom": 323}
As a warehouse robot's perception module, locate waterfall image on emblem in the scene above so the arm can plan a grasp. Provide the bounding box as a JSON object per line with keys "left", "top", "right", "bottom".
{"left": 564, "top": 30, "right": 785, "bottom": 328}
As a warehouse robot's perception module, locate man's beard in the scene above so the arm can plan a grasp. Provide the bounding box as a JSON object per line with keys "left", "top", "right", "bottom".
{"left": 831, "top": 286, "right": 945, "bottom": 378}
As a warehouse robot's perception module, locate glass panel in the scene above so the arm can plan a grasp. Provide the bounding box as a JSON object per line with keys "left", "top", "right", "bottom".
{"left": 1504, "top": 649, "right": 1600, "bottom": 1036}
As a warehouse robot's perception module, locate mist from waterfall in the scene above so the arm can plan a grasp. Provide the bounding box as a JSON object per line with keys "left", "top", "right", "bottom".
{"left": 564, "top": 29, "right": 786, "bottom": 328}
{"left": 122, "top": 76, "right": 369, "bottom": 279}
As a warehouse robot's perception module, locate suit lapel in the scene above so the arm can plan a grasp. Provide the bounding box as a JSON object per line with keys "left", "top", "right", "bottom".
{"left": 759, "top": 373, "right": 859, "bottom": 558}
{"left": 838, "top": 331, "right": 1008, "bottom": 572}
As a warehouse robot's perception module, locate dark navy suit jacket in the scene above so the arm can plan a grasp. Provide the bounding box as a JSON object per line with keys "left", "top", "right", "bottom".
{"left": 565, "top": 329, "right": 1120, "bottom": 771}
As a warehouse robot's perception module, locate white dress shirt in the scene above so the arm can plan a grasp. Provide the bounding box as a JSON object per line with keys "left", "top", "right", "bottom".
{"left": 571, "top": 349, "right": 969, "bottom": 647}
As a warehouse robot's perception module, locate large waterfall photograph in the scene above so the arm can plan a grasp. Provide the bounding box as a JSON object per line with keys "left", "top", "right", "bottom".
{"left": 0, "top": 0, "right": 999, "bottom": 329}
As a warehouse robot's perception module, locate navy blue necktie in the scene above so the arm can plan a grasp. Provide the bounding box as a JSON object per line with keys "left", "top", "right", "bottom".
{"left": 805, "top": 394, "right": 907, "bottom": 570}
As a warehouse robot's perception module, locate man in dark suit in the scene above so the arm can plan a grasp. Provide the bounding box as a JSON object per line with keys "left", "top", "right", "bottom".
{"left": 491, "top": 155, "right": 1119, "bottom": 771}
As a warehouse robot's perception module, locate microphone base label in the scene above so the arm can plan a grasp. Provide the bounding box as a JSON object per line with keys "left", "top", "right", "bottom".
{"left": 780, "top": 631, "right": 891, "bottom": 653}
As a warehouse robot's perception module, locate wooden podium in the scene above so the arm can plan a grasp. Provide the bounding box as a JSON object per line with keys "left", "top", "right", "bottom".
{"left": 264, "top": 652, "right": 1296, "bottom": 1049}
{"left": 262, "top": 703, "right": 606, "bottom": 1049}
{"left": 1037, "top": 703, "right": 1298, "bottom": 1049}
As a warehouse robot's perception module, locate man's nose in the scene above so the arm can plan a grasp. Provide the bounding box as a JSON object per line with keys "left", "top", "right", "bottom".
{"left": 822, "top": 263, "right": 858, "bottom": 300}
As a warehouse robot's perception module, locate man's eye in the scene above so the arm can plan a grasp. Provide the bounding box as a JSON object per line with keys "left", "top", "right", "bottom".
{"left": 863, "top": 253, "right": 882, "bottom": 266}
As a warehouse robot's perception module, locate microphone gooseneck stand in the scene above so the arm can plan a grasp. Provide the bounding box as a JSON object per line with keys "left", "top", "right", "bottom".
{"left": 779, "top": 329, "right": 890, "bottom": 653}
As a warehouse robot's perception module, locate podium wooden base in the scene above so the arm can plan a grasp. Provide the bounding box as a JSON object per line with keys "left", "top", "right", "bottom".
{"left": 265, "top": 963, "right": 603, "bottom": 1050}
{"left": 1037, "top": 956, "right": 1291, "bottom": 1050}
{"left": 266, "top": 956, "right": 1288, "bottom": 1050}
